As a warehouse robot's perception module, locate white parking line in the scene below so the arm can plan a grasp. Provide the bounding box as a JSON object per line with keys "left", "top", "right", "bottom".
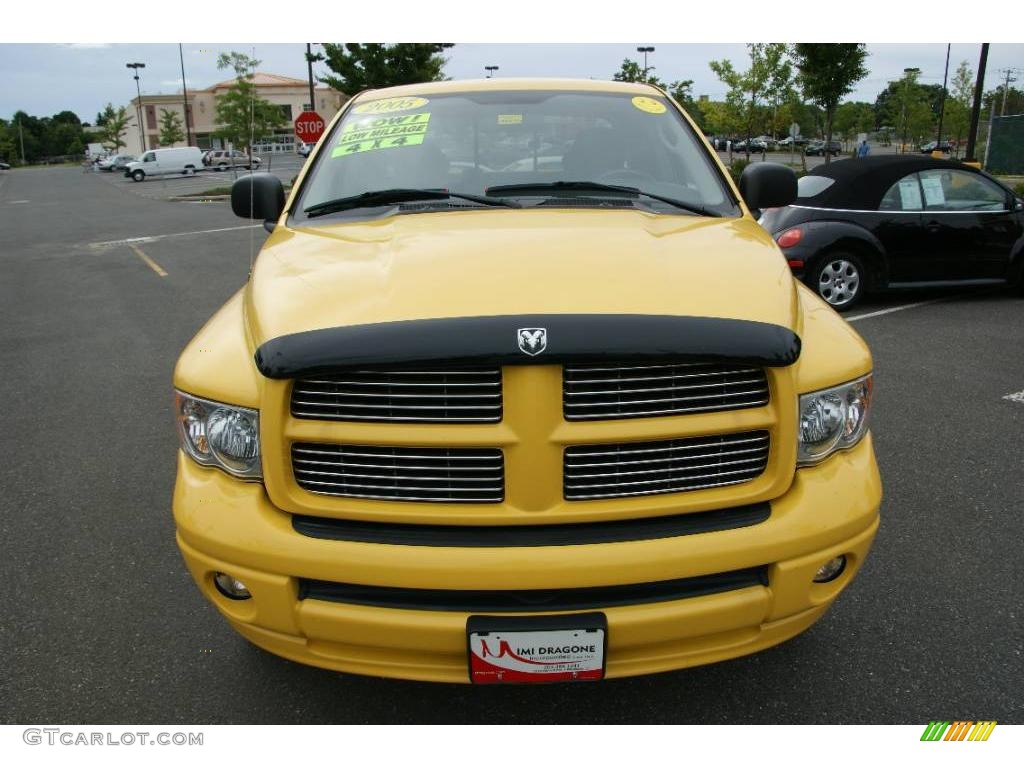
{"left": 844, "top": 297, "right": 954, "bottom": 323}
{"left": 1003, "top": 390, "right": 1024, "bottom": 404}
{"left": 89, "top": 224, "right": 262, "bottom": 249}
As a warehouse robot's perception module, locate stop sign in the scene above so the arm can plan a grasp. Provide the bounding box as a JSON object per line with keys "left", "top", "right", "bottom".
{"left": 294, "top": 111, "right": 325, "bottom": 145}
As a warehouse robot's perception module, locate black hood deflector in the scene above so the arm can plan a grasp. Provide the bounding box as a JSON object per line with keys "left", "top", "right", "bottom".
{"left": 254, "top": 314, "right": 801, "bottom": 379}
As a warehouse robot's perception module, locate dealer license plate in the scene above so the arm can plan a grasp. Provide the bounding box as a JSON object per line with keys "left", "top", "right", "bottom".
{"left": 467, "top": 613, "right": 607, "bottom": 684}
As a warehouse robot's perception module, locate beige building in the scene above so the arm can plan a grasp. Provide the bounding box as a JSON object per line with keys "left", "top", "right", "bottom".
{"left": 125, "top": 72, "right": 346, "bottom": 155}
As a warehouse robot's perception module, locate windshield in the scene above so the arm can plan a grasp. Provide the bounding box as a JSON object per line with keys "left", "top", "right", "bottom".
{"left": 295, "top": 90, "right": 738, "bottom": 219}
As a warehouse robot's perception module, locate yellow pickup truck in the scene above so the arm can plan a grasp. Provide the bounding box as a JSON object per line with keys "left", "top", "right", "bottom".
{"left": 172, "top": 78, "right": 881, "bottom": 684}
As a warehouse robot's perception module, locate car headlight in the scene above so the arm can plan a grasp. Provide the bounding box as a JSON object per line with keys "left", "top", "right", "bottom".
{"left": 174, "top": 391, "right": 261, "bottom": 479}
{"left": 797, "top": 374, "right": 873, "bottom": 466}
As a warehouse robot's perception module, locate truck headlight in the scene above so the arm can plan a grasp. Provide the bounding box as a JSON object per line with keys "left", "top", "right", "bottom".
{"left": 175, "top": 391, "right": 261, "bottom": 479}
{"left": 797, "top": 374, "right": 873, "bottom": 466}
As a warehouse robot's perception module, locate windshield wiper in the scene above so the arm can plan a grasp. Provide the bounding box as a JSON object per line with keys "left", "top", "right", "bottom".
{"left": 304, "top": 188, "right": 520, "bottom": 218}
{"left": 485, "top": 181, "right": 714, "bottom": 217}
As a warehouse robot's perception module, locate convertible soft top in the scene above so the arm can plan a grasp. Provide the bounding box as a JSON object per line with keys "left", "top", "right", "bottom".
{"left": 800, "top": 155, "right": 971, "bottom": 211}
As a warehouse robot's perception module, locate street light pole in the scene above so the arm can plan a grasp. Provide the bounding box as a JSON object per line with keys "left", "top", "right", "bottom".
{"left": 485, "top": 65, "right": 499, "bottom": 78}
{"left": 126, "top": 62, "right": 146, "bottom": 153}
{"left": 965, "top": 44, "right": 989, "bottom": 162}
{"left": 179, "top": 44, "right": 191, "bottom": 146}
{"left": 935, "top": 44, "right": 951, "bottom": 149}
{"left": 637, "top": 46, "right": 655, "bottom": 79}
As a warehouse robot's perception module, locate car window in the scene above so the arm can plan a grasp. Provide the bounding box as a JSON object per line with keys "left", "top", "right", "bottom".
{"left": 797, "top": 175, "right": 835, "bottom": 198}
{"left": 918, "top": 169, "right": 1007, "bottom": 212}
{"left": 297, "top": 90, "right": 738, "bottom": 218}
{"left": 880, "top": 174, "right": 923, "bottom": 211}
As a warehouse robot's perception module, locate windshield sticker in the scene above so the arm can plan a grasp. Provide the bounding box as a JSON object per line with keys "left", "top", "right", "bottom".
{"left": 351, "top": 96, "right": 429, "bottom": 115}
{"left": 498, "top": 114, "right": 523, "bottom": 125}
{"left": 920, "top": 176, "right": 946, "bottom": 207}
{"left": 898, "top": 179, "right": 923, "bottom": 210}
{"left": 332, "top": 113, "right": 431, "bottom": 158}
{"left": 631, "top": 96, "right": 667, "bottom": 114}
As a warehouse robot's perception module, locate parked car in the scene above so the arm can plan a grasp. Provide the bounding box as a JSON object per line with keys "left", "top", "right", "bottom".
{"left": 172, "top": 79, "right": 882, "bottom": 684}
{"left": 919, "top": 141, "right": 952, "bottom": 154}
{"left": 296, "top": 142, "right": 313, "bottom": 158}
{"left": 97, "top": 154, "right": 134, "bottom": 172}
{"left": 777, "top": 136, "right": 809, "bottom": 147}
{"left": 123, "top": 147, "right": 205, "bottom": 182}
{"left": 206, "top": 149, "right": 261, "bottom": 171}
{"left": 805, "top": 140, "right": 842, "bottom": 157}
{"left": 759, "top": 155, "right": 1024, "bottom": 310}
{"left": 734, "top": 138, "right": 768, "bottom": 152}
{"left": 0, "top": 161, "right": 10, "bottom": 170}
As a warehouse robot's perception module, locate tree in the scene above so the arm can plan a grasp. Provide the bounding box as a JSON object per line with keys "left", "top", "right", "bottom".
{"left": 710, "top": 44, "right": 786, "bottom": 160}
{"left": 792, "top": 44, "right": 869, "bottom": 164}
{"left": 833, "top": 102, "right": 875, "bottom": 147}
{"left": 945, "top": 61, "right": 973, "bottom": 157}
{"left": 158, "top": 109, "right": 185, "bottom": 147}
{"left": 887, "top": 70, "right": 934, "bottom": 151}
{"left": 614, "top": 58, "right": 664, "bottom": 87}
{"left": 214, "top": 52, "right": 287, "bottom": 158}
{"left": 99, "top": 103, "right": 129, "bottom": 154}
{"left": 320, "top": 44, "right": 453, "bottom": 94}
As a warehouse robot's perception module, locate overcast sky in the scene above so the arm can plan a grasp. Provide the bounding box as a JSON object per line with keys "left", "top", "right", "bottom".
{"left": 1, "top": 43, "right": 1021, "bottom": 122}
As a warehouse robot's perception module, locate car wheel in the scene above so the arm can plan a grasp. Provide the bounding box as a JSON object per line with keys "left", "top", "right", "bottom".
{"left": 810, "top": 252, "right": 865, "bottom": 310}
{"left": 184, "top": 166, "right": 195, "bottom": 176}
{"left": 132, "top": 170, "right": 145, "bottom": 182}
{"left": 217, "top": 163, "right": 227, "bottom": 171}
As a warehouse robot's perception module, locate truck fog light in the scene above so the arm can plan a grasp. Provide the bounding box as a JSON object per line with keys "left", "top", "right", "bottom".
{"left": 214, "top": 572, "right": 251, "bottom": 600}
{"left": 813, "top": 556, "right": 846, "bottom": 583}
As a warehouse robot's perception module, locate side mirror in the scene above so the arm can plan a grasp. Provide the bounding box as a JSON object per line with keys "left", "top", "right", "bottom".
{"left": 231, "top": 173, "right": 285, "bottom": 231}
{"left": 739, "top": 162, "right": 798, "bottom": 211}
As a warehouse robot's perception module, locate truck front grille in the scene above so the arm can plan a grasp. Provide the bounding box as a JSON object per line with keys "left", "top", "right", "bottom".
{"left": 563, "top": 361, "right": 769, "bottom": 421}
{"left": 564, "top": 431, "right": 770, "bottom": 500}
{"left": 292, "top": 443, "right": 505, "bottom": 503}
{"left": 291, "top": 366, "right": 502, "bottom": 423}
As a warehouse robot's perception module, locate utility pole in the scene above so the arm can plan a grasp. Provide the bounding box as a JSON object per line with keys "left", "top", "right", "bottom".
{"left": 485, "top": 65, "right": 499, "bottom": 78}
{"left": 935, "top": 44, "right": 951, "bottom": 148}
{"left": 179, "top": 44, "right": 191, "bottom": 146}
{"left": 18, "top": 118, "right": 25, "bottom": 164}
{"left": 965, "top": 43, "right": 988, "bottom": 162}
{"left": 996, "top": 67, "right": 1021, "bottom": 116}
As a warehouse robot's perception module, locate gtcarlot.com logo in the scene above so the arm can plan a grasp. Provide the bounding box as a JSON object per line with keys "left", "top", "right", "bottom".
{"left": 23, "top": 729, "right": 203, "bottom": 746}
{"left": 920, "top": 721, "right": 997, "bottom": 742}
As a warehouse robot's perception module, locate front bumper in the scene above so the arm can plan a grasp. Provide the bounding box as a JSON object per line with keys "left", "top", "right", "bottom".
{"left": 173, "top": 435, "right": 881, "bottom": 683}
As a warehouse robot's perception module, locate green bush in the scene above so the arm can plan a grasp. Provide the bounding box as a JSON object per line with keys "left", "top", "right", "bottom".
{"left": 728, "top": 159, "right": 750, "bottom": 184}
{"left": 1014, "top": 181, "right": 1024, "bottom": 197}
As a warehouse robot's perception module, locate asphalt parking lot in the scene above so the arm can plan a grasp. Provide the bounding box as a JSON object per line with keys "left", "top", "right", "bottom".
{"left": 1, "top": 166, "right": 1022, "bottom": 724}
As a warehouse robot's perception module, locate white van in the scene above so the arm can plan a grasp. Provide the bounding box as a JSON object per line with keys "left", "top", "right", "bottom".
{"left": 125, "top": 147, "right": 205, "bottom": 182}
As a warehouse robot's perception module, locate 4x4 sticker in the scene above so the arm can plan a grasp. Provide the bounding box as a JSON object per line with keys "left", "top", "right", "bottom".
{"left": 332, "top": 113, "right": 431, "bottom": 158}
{"left": 352, "top": 96, "right": 429, "bottom": 115}
{"left": 631, "top": 96, "right": 666, "bottom": 114}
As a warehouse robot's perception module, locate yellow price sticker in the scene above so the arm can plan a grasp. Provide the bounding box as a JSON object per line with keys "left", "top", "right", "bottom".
{"left": 498, "top": 114, "right": 523, "bottom": 125}
{"left": 352, "top": 96, "right": 429, "bottom": 115}
{"left": 631, "top": 96, "right": 667, "bottom": 114}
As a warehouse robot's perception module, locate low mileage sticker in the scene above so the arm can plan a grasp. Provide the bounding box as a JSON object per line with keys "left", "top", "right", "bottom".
{"left": 332, "top": 113, "right": 431, "bottom": 158}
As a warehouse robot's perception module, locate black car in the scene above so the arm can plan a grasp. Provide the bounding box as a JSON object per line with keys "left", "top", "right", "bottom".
{"left": 805, "top": 140, "right": 842, "bottom": 157}
{"left": 759, "top": 156, "right": 1024, "bottom": 310}
{"left": 920, "top": 141, "right": 952, "bottom": 154}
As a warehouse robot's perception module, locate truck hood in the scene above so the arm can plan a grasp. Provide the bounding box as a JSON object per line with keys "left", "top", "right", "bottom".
{"left": 245, "top": 209, "right": 798, "bottom": 349}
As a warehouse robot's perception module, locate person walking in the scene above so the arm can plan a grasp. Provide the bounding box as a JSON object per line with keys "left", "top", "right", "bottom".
{"left": 857, "top": 139, "right": 871, "bottom": 158}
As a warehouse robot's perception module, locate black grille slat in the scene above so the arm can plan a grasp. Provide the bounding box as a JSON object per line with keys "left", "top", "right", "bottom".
{"left": 564, "top": 361, "right": 769, "bottom": 421}
{"left": 565, "top": 431, "right": 770, "bottom": 501}
{"left": 299, "top": 566, "right": 769, "bottom": 612}
{"left": 292, "top": 443, "right": 504, "bottom": 503}
{"left": 291, "top": 366, "right": 502, "bottom": 423}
